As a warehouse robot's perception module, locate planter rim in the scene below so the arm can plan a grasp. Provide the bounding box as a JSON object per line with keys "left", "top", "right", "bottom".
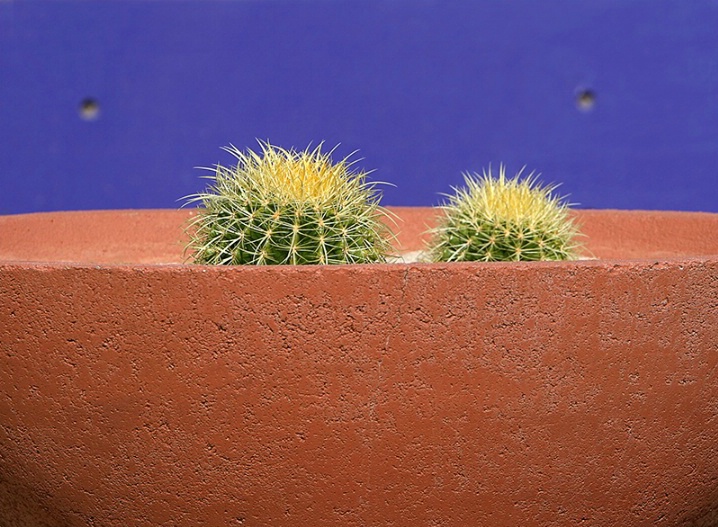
{"left": 0, "top": 256, "right": 715, "bottom": 272}
{"left": 1, "top": 207, "right": 717, "bottom": 268}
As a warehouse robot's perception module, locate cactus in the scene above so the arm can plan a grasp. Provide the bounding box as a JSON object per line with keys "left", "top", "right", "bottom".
{"left": 184, "top": 142, "right": 393, "bottom": 265}
{"left": 429, "top": 166, "right": 582, "bottom": 262}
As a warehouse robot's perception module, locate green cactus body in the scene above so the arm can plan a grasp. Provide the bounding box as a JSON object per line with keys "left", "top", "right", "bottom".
{"left": 185, "top": 142, "right": 393, "bottom": 265}
{"left": 430, "top": 166, "right": 582, "bottom": 262}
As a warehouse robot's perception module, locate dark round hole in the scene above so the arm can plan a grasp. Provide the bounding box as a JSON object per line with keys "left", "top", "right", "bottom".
{"left": 79, "top": 98, "right": 100, "bottom": 120}
{"left": 576, "top": 89, "right": 596, "bottom": 111}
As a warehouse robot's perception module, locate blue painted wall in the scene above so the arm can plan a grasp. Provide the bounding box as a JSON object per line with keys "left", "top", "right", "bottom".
{"left": 1, "top": 0, "right": 717, "bottom": 214}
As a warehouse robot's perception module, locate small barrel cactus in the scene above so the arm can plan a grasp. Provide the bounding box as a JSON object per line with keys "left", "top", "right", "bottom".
{"left": 429, "top": 166, "right": 582, "bottom": 262}
{"left": 185, "top": 142, "right": 393, "bottom": 265}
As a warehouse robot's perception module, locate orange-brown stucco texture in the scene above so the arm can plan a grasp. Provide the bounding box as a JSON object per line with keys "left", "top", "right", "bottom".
{"left": 1, "top": 209, "right": 717, "bottom": 526}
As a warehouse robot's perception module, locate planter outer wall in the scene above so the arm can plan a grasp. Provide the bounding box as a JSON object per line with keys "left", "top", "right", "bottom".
{"left": 1, "top": 208, "right": 718, "bottom": 527}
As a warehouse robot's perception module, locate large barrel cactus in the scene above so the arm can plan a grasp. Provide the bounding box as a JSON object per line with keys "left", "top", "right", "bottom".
{"left": 185, "top": 142, "right": 393, "bottom": 265}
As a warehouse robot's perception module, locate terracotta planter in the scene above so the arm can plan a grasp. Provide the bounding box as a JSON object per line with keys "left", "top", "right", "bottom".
{"left": 1, "top": 208, "right": 717, "bottom": 527}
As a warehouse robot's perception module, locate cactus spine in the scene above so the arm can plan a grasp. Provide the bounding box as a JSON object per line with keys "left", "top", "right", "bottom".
{"left": 429, "top": 166, "right": 582, "bottom": 262}
{"left": 185, "top": 142, "right": 393, "bottom": 265}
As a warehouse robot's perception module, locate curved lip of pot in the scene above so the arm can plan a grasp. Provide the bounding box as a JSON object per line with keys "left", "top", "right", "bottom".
{"left": 0, "top": 208, "right": 717, "bottom": 269}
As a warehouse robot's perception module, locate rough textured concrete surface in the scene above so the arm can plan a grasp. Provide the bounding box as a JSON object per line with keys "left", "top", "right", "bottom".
{"left": 1, "top": 208, "right": 717, "bottom": 527}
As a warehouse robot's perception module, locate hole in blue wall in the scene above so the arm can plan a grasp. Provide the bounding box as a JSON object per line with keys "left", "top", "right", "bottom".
{"left": 79, "top": 98, "right": 100, "bottom": 121}
{"left": 576, "top": 89, "right": 596, "bottom": 111}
